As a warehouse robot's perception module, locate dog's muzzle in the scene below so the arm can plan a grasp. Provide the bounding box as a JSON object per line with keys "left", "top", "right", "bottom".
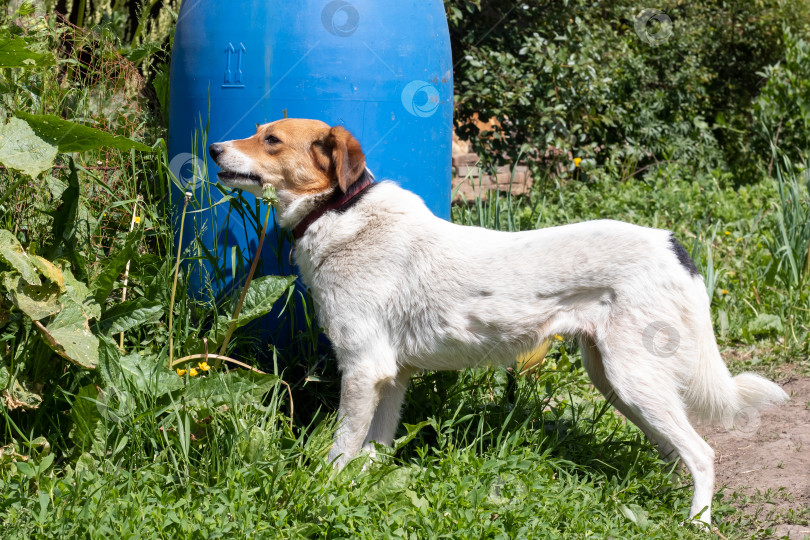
{"left": 216, "top": 170, "right": 262, "bottom": 184}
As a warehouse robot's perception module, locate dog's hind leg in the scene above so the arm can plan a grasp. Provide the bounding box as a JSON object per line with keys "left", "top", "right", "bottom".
{"left": 363, "top": 368, "right": 414, "bottom": 452}
{"left": 579, "top": 336, "right": 677, "bottom": 460}
{"left": 633, "top": 400, "right": 715, "bottom": 526}
{"left": 595, "top": 337, "right": 716, "bottom": 526}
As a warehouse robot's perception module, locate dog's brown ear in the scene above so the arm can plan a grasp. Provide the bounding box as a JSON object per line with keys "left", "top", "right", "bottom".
{"left": 326, "top": 126, "right": 366, "bottom": 192}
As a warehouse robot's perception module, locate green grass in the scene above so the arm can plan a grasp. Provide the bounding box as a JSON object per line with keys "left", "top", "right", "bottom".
{"left": 0, "top": 363, "right": 719, "bottom": 539}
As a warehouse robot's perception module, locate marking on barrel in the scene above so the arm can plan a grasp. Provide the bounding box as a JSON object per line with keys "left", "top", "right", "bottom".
{"left": 223, "top": 42, "right": 246, "bottom": 88}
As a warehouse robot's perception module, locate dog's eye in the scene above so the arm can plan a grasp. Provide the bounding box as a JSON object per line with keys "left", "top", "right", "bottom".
{"left": 265, "top": 135, "right": 281, "bottom": 145}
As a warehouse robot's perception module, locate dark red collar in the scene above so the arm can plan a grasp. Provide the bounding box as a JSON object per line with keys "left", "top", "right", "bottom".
{"left": 292, "top": 174, "right": 374, "bottom": 240}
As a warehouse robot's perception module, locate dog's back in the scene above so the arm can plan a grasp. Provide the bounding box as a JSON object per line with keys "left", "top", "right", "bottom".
{"left": 298, "top": 182, "right": 694, "bottom": 370}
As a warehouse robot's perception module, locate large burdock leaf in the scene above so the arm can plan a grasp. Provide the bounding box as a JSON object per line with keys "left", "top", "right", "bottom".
{"left": 30, "top": 256, "right": 65, "bottom": 292}
{"left": 118, "top": 352, "right": 183, "bottom": 397}
{"left": 0, "top": 229, "right": 41, "bottom": 285}
{"left": 2, "top": 272, "right": 61, "bottom": 321}
{"left": 0, "top": 117, "right": 57, "bottom": 178}
{"left": 203, "top": 275, "right": 296, "bottom": 351}
{"left": 36, "top": 301, "right": 99, "bottom": 369}
{"left": 59, "top": 262, "right": 101, "bottom": 320}
{"left": 0, "top": 27, "right": 55, "bottom": 68}
{"left": 231, "top": 275, "right": 297, "bottom": 328}
{"left": 97, "top": 297, "right": 163, "bottom": 335}
{"left": 15, "top": 112, "right": 152, "bottom": 153}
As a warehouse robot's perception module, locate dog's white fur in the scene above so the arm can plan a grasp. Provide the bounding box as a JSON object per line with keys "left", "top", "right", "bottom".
{"left": 210, "top": 118, "right": 788, "bottom": 527}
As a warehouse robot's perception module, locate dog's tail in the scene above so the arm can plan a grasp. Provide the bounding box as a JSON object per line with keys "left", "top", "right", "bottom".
{"left": 684, "top": 281, "right": 788, "bottom": 424}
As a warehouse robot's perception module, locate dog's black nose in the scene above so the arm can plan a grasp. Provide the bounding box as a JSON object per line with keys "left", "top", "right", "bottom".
{"left": 208, "top": 143, "right": 224, "bottom": 161}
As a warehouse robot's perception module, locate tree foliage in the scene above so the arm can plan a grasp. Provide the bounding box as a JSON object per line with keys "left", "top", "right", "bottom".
{"left": 447, "top": 0, "right": 809, "bottom": 182}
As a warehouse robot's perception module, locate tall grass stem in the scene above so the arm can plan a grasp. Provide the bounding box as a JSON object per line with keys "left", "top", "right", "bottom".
{"left": 118, "top": 196, "right": 140, "bottom": 350}
{"left": 168, "top": 191, "right": 192, "bottom": 367}
{"left": 217, "top": 206, "right": 272, "bottom": 362}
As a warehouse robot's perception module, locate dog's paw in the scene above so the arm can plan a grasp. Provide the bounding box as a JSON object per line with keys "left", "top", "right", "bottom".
{"left": 361, "top": 443, "right": 378, "bottom": 461}
{"left": 678, "top": 516, "right": 711, "bottom": 533}
{"left": 360, "top": 441, "right": 395, "bottom": 471}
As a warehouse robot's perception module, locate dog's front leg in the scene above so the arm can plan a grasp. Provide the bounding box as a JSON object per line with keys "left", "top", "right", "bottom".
{"left": 362, "top": 368, "right": 414, "bottom": 452}
{"left": 329, "top": 365, "right": 395, "bottom": 469}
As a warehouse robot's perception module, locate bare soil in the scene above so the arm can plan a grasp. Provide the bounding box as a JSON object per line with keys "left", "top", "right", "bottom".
{"left": 701, "top": 375, "right": 810, "bottom": 539}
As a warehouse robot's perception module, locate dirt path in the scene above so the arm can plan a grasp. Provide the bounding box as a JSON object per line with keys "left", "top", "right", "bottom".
{"left": 701, "top": 376, "right": 810, "bottom": 539}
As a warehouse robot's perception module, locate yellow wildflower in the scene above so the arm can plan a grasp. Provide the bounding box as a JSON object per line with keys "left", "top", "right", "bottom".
{"left": 134, "top": 216, "right": 141, "bottom": 224}
{"left": 721, "top": 289, "right": 729, "bottom": 295}
{"left": 189, "top": 368, "right": 199, "bottom": 377}
{"left": 573, "top": 157, "right": 582, "bottom": 168}
{"left": 176, "top": 368, "right": 187, "bottom": 376}
{"left": 198, "top": 361, "right": 210, "bottom": 372}
{"left": 724, "top": 231, "right": 731, "bottom": 236}
{"left": 554, "top": 334, "right": 563, "bottom": 341}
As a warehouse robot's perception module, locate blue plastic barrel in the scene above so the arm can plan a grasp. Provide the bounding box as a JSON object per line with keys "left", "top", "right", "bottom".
{"left": 168, "top": 1, "right": 453, "bottom": 333}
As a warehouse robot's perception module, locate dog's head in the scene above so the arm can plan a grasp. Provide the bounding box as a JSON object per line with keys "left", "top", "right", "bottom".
{"left": 208, "top": 119, "right": 366, "bottom": 207}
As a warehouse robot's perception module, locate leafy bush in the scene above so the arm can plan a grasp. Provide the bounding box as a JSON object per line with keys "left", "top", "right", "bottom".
{"left": 0, "top": 8, "right": 299, "bottom": 487}
{"left": 447, "top": 0, "right": 808, "bottom": 182}
{"left": 753, "top": 28, "right": 810, "bottom": 165}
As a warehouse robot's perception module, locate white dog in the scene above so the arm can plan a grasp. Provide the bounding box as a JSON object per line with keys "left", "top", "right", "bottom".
{"left": 209, "top": 118, "right": 788, "bottom": 526}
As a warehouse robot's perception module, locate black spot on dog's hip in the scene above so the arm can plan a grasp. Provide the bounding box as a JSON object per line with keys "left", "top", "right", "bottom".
{"left": 668, "top": 233, "right": 700, "bottom": 277}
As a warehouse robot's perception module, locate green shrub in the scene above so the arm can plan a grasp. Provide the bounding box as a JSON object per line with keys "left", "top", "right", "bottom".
{"left": 753, "top": 28, "right": 810, "bottom": 165}
{"left": 447, "top": 0, "right": 808, "bottom": 183}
